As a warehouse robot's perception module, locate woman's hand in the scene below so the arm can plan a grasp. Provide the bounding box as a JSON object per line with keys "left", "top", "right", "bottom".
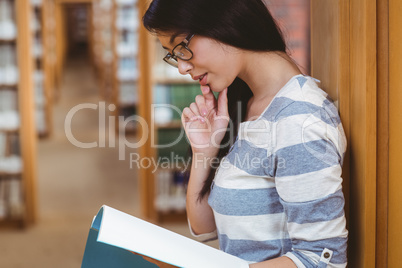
{"left": 181, "top": 86, "right": 229, "bottom": 158}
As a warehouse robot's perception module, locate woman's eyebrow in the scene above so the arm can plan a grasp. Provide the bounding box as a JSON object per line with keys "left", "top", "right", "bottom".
{"left": 169, "top": 33, "right": 180, "bottom": 44}
{"left": 161, "top": 33, "right": 181, "bottom": 51}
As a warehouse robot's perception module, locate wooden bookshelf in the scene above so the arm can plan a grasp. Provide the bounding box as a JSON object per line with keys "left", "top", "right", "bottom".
{"left": 41, "top": 0, "right": 57, "bottom": 137}
{"left": 111, "top": 0, "right": 139, "bottom": 134}
{"left": 90, "top": 0, "right": 114, "bottom": 102}
{"left": 137, "top": 1, "right": 200, "bottom": 222}
{"left": 0, "top": 0, "right": 38, "bottom": 228}
{"left": 32, "top": 0, "right": 53, "bottom": 138}
{"left": 54, "top": 1, "right": 67, "bottom": 99}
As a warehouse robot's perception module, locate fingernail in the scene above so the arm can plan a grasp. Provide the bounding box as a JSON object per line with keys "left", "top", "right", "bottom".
{"left": 202, "top": 108, "right": 208, "bottom": 116}
{"left": 201, "top": 86, "right": 209, "bottom": 93}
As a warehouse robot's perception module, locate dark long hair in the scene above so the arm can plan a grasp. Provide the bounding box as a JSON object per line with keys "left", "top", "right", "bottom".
{"left": 143, "top": 0, "right": 287, "bottom": 200}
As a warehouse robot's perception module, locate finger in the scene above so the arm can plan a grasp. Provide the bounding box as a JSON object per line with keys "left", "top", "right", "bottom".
{"left": 195, "top": 95, "right": 208, "bottom": 117}
{"left": 189, "top": 102, "right": 206, "bottom": 123}
{"left": 189, "top": 102, "right": 201, "bottom": 116}
{"left": 200, "top": 85, "right": 217, "bottom": 109}
{"left": 216, "top": 88, "right": 229, "bottom": 116}
{"left": 182, "top": 107, "right": 196, "bottom": 122}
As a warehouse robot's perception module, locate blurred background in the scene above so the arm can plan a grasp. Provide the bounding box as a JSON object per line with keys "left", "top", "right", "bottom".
{"left": 0, "top": 0, "right": 310, "bottom": 267}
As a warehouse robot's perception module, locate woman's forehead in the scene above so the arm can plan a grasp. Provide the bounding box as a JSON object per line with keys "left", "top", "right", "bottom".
{"left": 157, "top": 32, "right": 187, "bottom": 49}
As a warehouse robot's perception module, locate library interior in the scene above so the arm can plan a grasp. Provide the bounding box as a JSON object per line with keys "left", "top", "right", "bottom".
{"left": 2, "top": 0, "right": 401, "bottom": 267}
{"left": 0, "top": 0, "right": 310, "bottom": 265}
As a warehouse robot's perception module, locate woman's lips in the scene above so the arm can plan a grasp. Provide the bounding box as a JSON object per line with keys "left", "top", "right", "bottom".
{"left": 198, "top": 73, "right": 208, "bottom": 86}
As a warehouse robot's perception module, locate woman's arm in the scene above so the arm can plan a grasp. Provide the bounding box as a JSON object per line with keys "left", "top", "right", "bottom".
{"left": 269, "top": 101, "right": 348, "bottom": 267}
{"left": 182, "top": 86, "right": 230, "bottom": 235}
{"left": 186, "top": 153, "right": 216, "bottom": 234}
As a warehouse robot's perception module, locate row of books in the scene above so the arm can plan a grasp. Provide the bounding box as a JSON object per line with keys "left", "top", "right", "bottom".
{"left": 114, "top": 0, "right": 139, "bottom": 121}
{"left": 0, "top": 0, "right": 42, "bottom": 40}
{"left": 0, "top": 89, "right": 19, "bottom": 131}
{"left": 0, "top": 0, "right": 16, "bottom": 40}
{"left": 115, "top": 0, "right": 137, "bottom": 6}
{"left": 115, "top": 6, "right": 138, "bottom": 30}
{"left": 32, "top": 4, "right": 48, "bottom": 135}
{"left": 0, "top": 131, "right": 19, "bottom": 158}
{"left": 0, "top": 45, "right": 43, "bottom": 87}
{"left": 153, "top": 83, "right": 201, "bottom": 124}
{"left": 0, "top": 155, "right": 22, "bottom": 174}
{"left": 0, "top": 177, "right": 24, "bottom": 220}
{"left": 33, "top": 35, "right": 43, "bottom": 58}
{"left": 119, "top": 82, "right": 138, "bottom": 106}
{"left": 0, "top": 110, "right": 21, "bottom": 171}
{"left": 117, "top": 57, "right": 138, "bottom": 81}
{"left": 155, "top": 169, "right": 189, "bottom": 213}
{"left": 0, "top": 89, "right": 45, "bottom": 136}
{"left": 0, "top": 44, "right": 18, "bottom": 85}
{"left": 153, "top": 82, "right": 200, "bottom": 213}
{"left": 116, "top": 30, "right": 138, "bottom": 57}
{"left": 31, "top": 6, "right": 42, "bottom": 32}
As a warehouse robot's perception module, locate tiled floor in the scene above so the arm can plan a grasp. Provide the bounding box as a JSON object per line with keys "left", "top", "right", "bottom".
{"left": 0, "top": 54, "right": 217, "bottom": 268}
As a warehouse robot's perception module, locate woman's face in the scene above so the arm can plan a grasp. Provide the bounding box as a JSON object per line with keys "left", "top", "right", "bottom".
{"left": 157, "top": 33, "right": 243, "bottom": 92}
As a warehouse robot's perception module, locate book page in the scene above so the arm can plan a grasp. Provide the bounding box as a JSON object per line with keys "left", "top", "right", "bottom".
{"left": 94, "top": 205, "right": 249, "bottom": 268}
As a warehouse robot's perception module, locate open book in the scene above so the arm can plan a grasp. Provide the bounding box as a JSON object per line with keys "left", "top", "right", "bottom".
{"left": 81, "top": 205, "right": 249, "bottom": 268}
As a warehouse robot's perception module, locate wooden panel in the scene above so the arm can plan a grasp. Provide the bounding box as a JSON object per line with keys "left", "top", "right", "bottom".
{"left": 15, "top": 0, "right": 38, "bottom": 225}
{"left": 138, "top": 0, "right": 157, "bottom": 220}
{"left": 388, "top": 0, "right": 402, "bottom": 266}
{"left": 376, "top": 0, "right": 389, "bottom": 266}
{"left": 348, "top": 0, "right": 377, "bottom": 266}
{"left": 311, "top": 0, "right": 377, "bottom": 267}
{"left": 311, "top": 0, "right": 341, "bottom": 104}
{"left": 311, "top": 0, "right": 350, "bottom": 220}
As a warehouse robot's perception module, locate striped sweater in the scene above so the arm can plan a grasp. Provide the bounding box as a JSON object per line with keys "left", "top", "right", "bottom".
{"left": 191, "top": 75, "right": 348, "bottom": 267}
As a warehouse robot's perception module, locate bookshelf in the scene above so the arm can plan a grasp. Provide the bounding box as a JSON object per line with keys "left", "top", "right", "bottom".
{"left": 152, "top": 67, "right": 200, "bottom": 222}
{"left": 90, "top": 0, "right": 114, "bottom": 102}
{"left": 112, "top": 0, "right": 139, "bottom": 134}
{"left": 32, "top": 0, "right": 53, "bottom": 138}
{"left": 137, "top": 7, "right": 199, "bottom": 221}
{"left": 0, "top": 0, "right": 38, "bottom": 227}
{"left": 54, "top": 1, "right": 67, "bottom": 99}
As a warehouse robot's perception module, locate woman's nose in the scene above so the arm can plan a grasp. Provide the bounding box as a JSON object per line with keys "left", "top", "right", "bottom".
{"left": 177, "top": 59, "right": 193, "bottom": 75}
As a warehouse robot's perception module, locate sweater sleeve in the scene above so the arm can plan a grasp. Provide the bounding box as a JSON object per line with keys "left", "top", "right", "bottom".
{"left": 272, "top": 103, "right": 348, "bottom": 268}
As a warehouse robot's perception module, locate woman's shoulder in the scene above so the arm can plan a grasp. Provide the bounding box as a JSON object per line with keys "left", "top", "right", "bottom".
{"left": 269, "top": 76, "right": 341, "bottom": 125}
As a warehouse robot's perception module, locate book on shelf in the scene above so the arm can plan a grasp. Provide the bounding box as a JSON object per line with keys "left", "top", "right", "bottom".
{"left": 81, "top": 205, "right": 249, "bottom": 268}
{"left": 157, "top": 128, "right": 189, "bottom": 160}
{"left": 155, "top": 169, "right": 188, "bottom": 213}
{"left": 0, "top": 0, "right": 17, "bottom": 41}
{"left": 0, "top": 177, "right": 24, "bottom": 220}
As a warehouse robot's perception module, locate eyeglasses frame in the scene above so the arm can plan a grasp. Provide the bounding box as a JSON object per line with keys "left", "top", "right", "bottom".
{"left": 163, "top": 34, "right": 195, "bottom": 67}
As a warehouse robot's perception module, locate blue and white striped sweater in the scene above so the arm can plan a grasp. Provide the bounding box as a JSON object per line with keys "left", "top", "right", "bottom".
{"left": 205, "top": 75, "right": 348, "bottom": 267}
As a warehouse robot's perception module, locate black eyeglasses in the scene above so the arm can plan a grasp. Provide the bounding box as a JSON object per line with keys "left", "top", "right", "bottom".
{"left": 163, "top": 34, "right": 194, "bottom": 68}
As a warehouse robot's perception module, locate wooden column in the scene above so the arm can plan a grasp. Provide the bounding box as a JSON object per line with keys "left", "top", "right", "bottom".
{"left": 137, "top": 0, "right": 156, "bottom": 220}
{"left": 311, "top": 0, "right": 377, "bottom": 266}
{"left": 388, "top": 0, "right": 402, "bottom": 266}
{"left": 348, "top": 0, "right": 377, "bottom": 266}
{"left": 376, "top": 0, "right": 389, "bottom": 266}
{"left": 15, "top": 0, "right": 38, "bottom": 225}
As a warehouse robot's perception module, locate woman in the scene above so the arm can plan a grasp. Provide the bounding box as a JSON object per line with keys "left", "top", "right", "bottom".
{"left": 143, "top": 0, "right": 348, "bottom": 267}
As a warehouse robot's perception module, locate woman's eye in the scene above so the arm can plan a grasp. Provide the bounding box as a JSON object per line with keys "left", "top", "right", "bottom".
{"left": 175, "top": 51, "right": 185, "bottom": 57}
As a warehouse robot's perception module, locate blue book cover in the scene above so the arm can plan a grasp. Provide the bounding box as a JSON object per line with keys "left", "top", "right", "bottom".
{"left": 81, "top": 205, "right": 248, "bottom": 268}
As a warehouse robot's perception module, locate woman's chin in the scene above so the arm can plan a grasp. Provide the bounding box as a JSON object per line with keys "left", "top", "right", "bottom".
{"left": 208, "top": 84, "right": 225, "bottom": 93}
